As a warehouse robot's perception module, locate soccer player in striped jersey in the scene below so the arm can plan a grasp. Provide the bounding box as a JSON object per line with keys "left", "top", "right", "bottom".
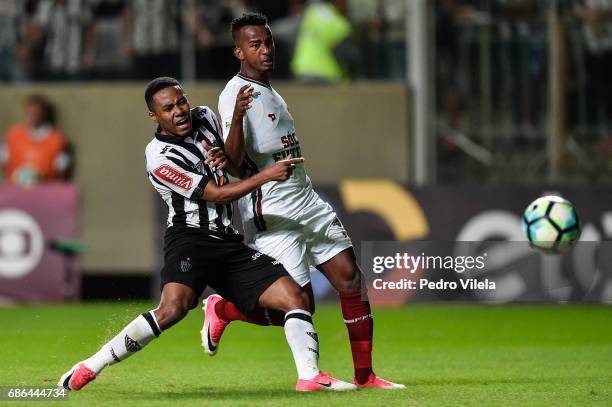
{"left": 57, "top": 77, "right": 355, "bottom": 393}
{"left": 202, "top": 13, "right": 405, "bottom": 389}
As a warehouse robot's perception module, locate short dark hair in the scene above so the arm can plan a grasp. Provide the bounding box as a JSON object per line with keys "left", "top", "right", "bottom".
{"left": 144, "top": 77, "right": 182, "bottom": 111}
{"left": 26, "top": 94, "right": 56, "bottom": 125}
{"left": 230, "top": 13, "right": 268, "bottom": 43}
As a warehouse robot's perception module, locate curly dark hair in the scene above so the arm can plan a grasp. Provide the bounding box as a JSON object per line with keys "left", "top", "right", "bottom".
{"left": 230, "top": 13, "right": 268, "bottom": 43}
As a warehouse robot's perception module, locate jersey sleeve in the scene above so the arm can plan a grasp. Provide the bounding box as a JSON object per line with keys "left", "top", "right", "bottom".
{"left": 147, "top": 152, "right": 209, "bottom": 200}
{"left": 218, "top": 88, "right": 236, "bottom": 142}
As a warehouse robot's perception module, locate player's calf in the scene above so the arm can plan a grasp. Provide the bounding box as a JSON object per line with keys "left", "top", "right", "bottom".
{"left": 258, "top": 276, "right": 356, "bottom": 391}
{"left": 58, "top": 311, "right": 162, "bottom": 391}
{"left": 57, "top": 284, "right": 194, "bottom": 391}
{"left": 201, "top": 294, "right": 289, "bottom": 356}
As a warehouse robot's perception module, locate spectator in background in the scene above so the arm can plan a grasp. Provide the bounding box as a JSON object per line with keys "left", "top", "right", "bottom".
{"left": 271, "top": 0, "right": 306, "bottom": 78}
{"left": 251, "top": 0, "right": 288, "bottom": 22}
{"left": 34, "top": 0, "right": 94, "bottom": 80}
{"left": 87, "top": 0, "right": 130, "bottom": 79}
{"left": 435, "top": 0, "right": 484, "bottom": 133}
{"left": 291, "top": 0, "right": 359, "bottom": 82}
{"left": 493, "top": 0, "right": 545, "bottom": 142}
{"left": 575, "top": 0, "right": 612, "bottom": 140}
{"left": 1, "top": 95, "right": 71, "bottom": 186}
{"left": 349, "top": 0, "right": 407, "bottom": 79}
{"left": 0, "top": 0, "right": 38, "bottom": 82}
{"left": 123, "top": 0, "right": 181, "bottom": 79}
{"left": 192, "top": 0, "right": 252, "bottom": 79}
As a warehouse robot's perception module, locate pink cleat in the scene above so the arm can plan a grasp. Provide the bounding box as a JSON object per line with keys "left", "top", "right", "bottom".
{"left": 296, "top": 372, "right": 357, "bottom": 392}
{"left": 200, "top": 294, "right": 229, "bottom": 356}
{"left": 58, "top": 363, "right": 96, "bottom": 391}
{"left": 354, "top": 373, "right": 405, "bottom": 389}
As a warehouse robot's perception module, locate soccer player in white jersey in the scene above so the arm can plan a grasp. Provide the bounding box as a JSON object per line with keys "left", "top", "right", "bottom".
{"left": 57, "top": 77, "right": 355, "bottom": 393}
{"left": 201, "top": 13, "right": 404, "bottom": 389}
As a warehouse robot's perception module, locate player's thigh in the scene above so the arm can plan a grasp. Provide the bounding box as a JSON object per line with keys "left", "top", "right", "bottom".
{"left": 159, "top": 244, "right": 209, "bottom": 310}
{"left": 208, "top": 242, "right": 291, "bottom": 317}
{"left": 252, "top": 229, "right": 311, "bottom": 287}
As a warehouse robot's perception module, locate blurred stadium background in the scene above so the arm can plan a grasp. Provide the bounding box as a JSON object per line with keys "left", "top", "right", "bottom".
{"left": 0, "top": 0, "right": 611, "bottom": 305}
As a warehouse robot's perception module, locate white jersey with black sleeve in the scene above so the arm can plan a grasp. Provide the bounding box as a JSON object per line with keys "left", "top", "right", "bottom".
{"left": 218, "top": 73, "right": 317, "bottom": 239}
{"left": 145, "top": 106, "right": 239, "bottom": 240}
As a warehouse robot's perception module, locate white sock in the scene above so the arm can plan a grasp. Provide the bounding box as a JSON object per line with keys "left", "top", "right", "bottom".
{"left": 83, "top": 311, "right": 161, "bottom": 374}
{"left": 283, "top": 309, "right": 320, "bottom": 380}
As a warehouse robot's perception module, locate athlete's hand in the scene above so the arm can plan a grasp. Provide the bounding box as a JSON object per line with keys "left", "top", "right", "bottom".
{"left": 262, "top": 154, "right": 305, "bottom": 182}
{"left": 202, "top": 140, "right": 228, "bottom": 171}
{"left": 233, "top": 84, "right": 260, "bottom": 120}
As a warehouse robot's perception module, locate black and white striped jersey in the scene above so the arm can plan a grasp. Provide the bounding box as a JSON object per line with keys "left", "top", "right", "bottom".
{"left": 145, "top": 106, "right": 239, "bottom": 238}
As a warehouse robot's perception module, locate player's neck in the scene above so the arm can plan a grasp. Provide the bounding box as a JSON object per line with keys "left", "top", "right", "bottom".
{"left": 239, "top": 67, "right": 270, "bottom": 86}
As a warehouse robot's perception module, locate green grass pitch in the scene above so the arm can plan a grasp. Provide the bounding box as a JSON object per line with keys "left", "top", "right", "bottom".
{"left": 1, "top": 302, "right": 611, "bottom": 406}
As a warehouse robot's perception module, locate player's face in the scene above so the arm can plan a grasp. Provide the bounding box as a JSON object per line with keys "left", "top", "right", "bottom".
{"left": 236, "top": 25, "right": 275, "bottom": 74}
{"left": 149, "top": 86, "right": 192, "bottom": 137}
{"left": 25, "top": 100, "right": 45, "bottom": 128}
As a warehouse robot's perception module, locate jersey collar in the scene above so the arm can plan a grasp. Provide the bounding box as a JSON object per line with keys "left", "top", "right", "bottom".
{"left": 155, "top": 130, "right": 205, "bottom": 161}
{"left": 236, "top": 72, "right": 271, "bottom": 89}
{"left": 155, "top": 127, "right": 195, "bottom": 145}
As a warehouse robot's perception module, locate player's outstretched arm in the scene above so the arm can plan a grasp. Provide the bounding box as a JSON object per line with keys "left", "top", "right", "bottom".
{"left": 224, "top": 84, "right": 258, "bottom": 170}
{"left": 201, "top": 156, "right": 304, "bottom": 204}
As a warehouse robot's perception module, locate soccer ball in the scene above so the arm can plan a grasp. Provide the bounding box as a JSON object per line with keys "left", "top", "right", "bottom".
{"left": 522, "top": 195, "right": 581, "bottom": 254}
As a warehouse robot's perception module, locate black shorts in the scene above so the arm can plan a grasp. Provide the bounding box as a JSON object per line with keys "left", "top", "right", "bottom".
{"left": 160, "top": 234, "right": 289, "bottom": 317}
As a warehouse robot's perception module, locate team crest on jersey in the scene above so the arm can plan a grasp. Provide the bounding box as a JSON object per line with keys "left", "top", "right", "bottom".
{"left": 180, "top": 258, "right": 192, "bottom": 273}
{"left": 192, "top": 106, "right": 208, "bottom": 119}
{"left": 154, "top": 164, "right": 193, "bottom": 190}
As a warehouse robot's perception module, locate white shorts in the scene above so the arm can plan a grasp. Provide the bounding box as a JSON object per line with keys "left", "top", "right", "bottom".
{"left": 247, "top": 196, "right": 353, "bottom": 287}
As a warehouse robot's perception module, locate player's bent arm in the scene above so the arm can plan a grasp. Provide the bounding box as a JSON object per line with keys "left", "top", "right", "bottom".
{"left": 224, "top": 115, "right": 246, "bottom": 169}
{"left": 201, "top": 157, "right": 304, "bottom": 204}
{"left": 221, "top": 84, "right": 255, "bottom": 169}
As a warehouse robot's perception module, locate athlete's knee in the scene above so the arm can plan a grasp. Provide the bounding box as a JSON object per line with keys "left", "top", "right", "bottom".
{"left": 154, "top": 298, "right": 190, "bottom": 329}
{"left": 334, "top": 262, "right": 362, "bottom": 292}
{"left": 278, "top": 281, "right": 310, "bottom": 312}
{"left": 259, "top": 276, "right": 311, "bottom": 313}
{"left": 308, "top": 297, "right": 315, "bottom": 314}
{"left": 298, "top": 289, "right": 315, "bottom": 314}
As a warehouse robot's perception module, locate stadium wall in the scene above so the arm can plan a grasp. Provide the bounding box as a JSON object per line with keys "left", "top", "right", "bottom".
{"left": 0, "top": 84, "right": 410, "bottom": 273}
